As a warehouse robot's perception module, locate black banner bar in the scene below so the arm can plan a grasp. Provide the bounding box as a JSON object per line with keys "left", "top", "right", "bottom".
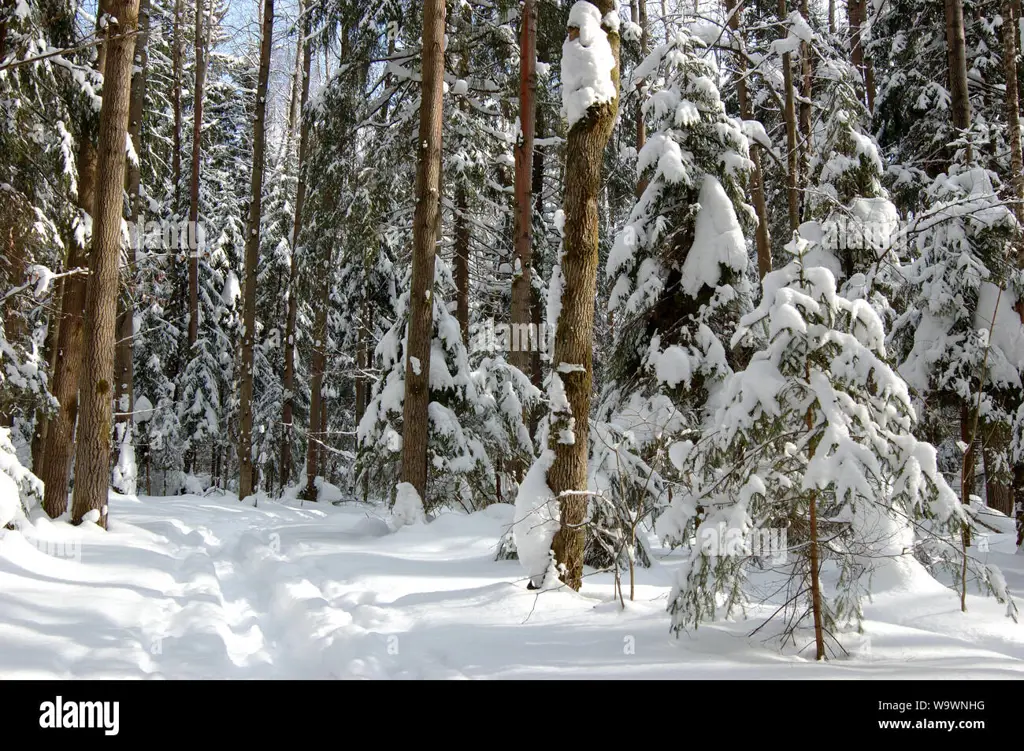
{"left": 3, "top": 679, "right": 1011, "bottom": 740}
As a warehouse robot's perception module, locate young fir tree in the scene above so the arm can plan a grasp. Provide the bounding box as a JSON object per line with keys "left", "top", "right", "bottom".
{"left": 664, "top": 236, "right": 1016, "bottom": 660}
{"left": 580, "top": 26, "right": 755, "bottom": 574}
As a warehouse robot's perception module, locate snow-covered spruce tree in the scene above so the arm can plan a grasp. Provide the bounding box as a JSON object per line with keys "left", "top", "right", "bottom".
{"left": 665, "top": 237, "right": 1016, "bottom": 659}
{"left": 888, "top": 167, "right": 1021, "bottom": 509}
{"left": 798, "top": 55, "right": 904, "bottom": 328}
{"left": 587, "top": 27, "right": 755, "bottom": 573}
{"left": 0, "top": 425, "right": 43, "bottom": 529}
{"left": 356, "top": 257, "right": 497, "bottom": 513}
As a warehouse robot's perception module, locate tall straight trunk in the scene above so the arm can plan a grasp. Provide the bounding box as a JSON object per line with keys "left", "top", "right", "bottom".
{"left": 529, "top": 111, "right": 545, "bottom": 397}
{"left": 798, "top": 0, "right": 812, "bottom": 174}
{"left": 454, "top": 184, "right": 471, "bottom": 342}
{"left": 944, "top": 0, "right": 973, "bottom": 163}
{"left": 280, "top": 6, "right": 313, "bottom": 491}
{"left": 779, "top": 0, "right": 800, "bottom": 231}
{"left": 302, "top": 267, "right": 329, "bottom": 500}
{"left": 70, "top": 0, "right": 141, "bottom": 527}
{"left": 453, "top": 9, "right": 471, "bottom": 343}
{"left": 112, "top": 0, "right": 149, "bottom": 491}
{"left": 40, "top": 6, "right": 107, "bottom": 519}
{"left": 237, "top": 0, "right": 274, "bottom": 502}
{"left": 511, "top": 0, "right": 537, "bottom": 375}
{"left": 547, "top": 2, "right": 621, "bottom": 591}
{"left": 632, "top": 0, "right": 649, "bottom": 197}
{"left": 187, "top": 0, "right": 206, "bottom": 350}
{"left": 848, "top": 0, "right": 875, "bottom": 111}
{"left": 399, "top": 0, "right": 447, "bottom": 503}
{"left": 171, "top": 0, "right": 182, "bottom": 213}
{"left": 727, "top": 0, "right": 771, "bottom": 277}
{"left": 1001, "top": 0, "right": 1024, "bottom": 532}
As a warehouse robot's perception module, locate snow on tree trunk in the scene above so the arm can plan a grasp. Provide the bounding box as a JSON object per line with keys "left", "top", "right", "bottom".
{"left": 538, "top": 0, "right": 621, "bottom": 592}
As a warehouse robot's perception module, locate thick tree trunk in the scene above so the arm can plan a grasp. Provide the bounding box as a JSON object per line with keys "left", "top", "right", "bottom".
{"left": 779, "top": 0, "right": 800, "bottom": 231}
{"left": 547, "top": 2, "right": 621, "bottom": 591}
{"left": 798, "top": 0, "right": 812, "bottom": 173}
{"left": 511, "top": 0, "right": 537, "bottom": 376}
{"left": 399, "top": 0, "right": 447, "bottom": 504}
{"left": 280, "top": 7, "right": 313, "bottom": 491}
{"left": 112, "top": 0, "right": 149, "bottom": 493}
{"left": 40, "top": 5, "right": 107, "bottom": 519}
{"left": 943, "top": 0, "right": 973, "bottom": 162}
{"left": 237, "top": 0, "right": 274, "bottom": 502}
{"left": 726, "top": 0, "right": 771, "bottom": 278}
{"left": 70, "top": 0, "right": 141, "bottom": 528}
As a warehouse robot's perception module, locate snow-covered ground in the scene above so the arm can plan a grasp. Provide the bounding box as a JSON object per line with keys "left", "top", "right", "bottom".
{"left": 1, "top": 493, "right": 1021, "bottom": 679}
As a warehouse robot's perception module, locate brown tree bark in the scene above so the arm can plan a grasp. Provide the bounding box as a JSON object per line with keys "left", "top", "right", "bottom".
{"left": 547, "top": 2, "right": 621, "bottom": 591}
{"left": 399, "top": 0, "right": 447, "bottom": 504}
{"left": 632, "top": 0, "right": 649, "bottom": 197}
{"left": 779, "top": 0, "right": 800, "bottom": 231}
{"left": 943, "top": 0, "right": 973, "bottom": 163}
{"left": 70, "top": 0, "right": 141, "bottom": 527}
{"left": 302, "top": 266, "right": 329, "bottom": 500}
{"left": 511, "top": 0, "right": 537, "bottom": 376}
{"left": 237, "top": 0, "right": 274, "bottom": 502}
{"left": 727, "top": 0, "right": 771, "bottom": 278}
{"left": 848, "top": 0, "right": 875, "bottom": 110}
{"left": 112, "top": 0, "right": 149, "bottom": 491}
{"left": 280, "top": 5, "right": 313, "bottom": 491}
{"left": 40, "top": 6, "right": 107, "bottom": 519}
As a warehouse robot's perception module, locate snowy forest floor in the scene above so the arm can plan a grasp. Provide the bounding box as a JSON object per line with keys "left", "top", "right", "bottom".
{"left": 1, "top": 493, "right": 1022, "bottom": 678}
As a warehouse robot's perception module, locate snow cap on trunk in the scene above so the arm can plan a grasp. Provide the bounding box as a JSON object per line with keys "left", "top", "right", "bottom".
{"left": 392, "top": 482, "right": 426, "bottom": 528}
{"left": 562, "top": 2, "right": 618, "bottom": 130}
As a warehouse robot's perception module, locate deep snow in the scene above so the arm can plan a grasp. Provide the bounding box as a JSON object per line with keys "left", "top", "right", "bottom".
{"left": 0, "top": 492, "right": 1021, "bottom": 679}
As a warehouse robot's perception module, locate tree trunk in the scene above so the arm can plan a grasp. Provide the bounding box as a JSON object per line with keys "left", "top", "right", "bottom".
{"left": 70, "top": 0, "right": 141, "bottom": 528}
{"left": 112, "top": 0, "right": 149, "bottom": 494}
{"left": 280, "top": 6, "right": 313, "bottom": 491}
{"left": 547, "top": 2, "right": 621, "bottom": 592}
{"left": 302, "top": 269, "right": 328, "bottom": 501}
{"left": 187, "top": 0, "right": 206, "bottom": 351}
{"left": 40, "top": 5, "right": 107, "bottom": 519}
{"left": 848, "top": 0, "right": 875, "bottom": 110}
{"left": 799, "top": 0, "right": 813, "bottom": 179}
{"left": 511, "top": 0, "right": 537, "bottom": 376}
{"left": 943, "top": 0, "right": 973, "bottom": 163}
{"left": 632, "top": 0, "right": 649, "bottom": 197}
{"left": 171, "top": 0, "right": 182, "bottom": 214}
{"left": 1001, "top": 0, "right": 1024, "bottom": 532}
{"left": 779, "top": 0, "right": 800, "bottom": 231}
{"left": 237, "top": 0, "right": 274, "bottom": 502}
{"left": 399, "top": 0, "right": 447, "bottom": 504}
{"left": 726, "top": 0, "right": 771, "bottom": 278}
